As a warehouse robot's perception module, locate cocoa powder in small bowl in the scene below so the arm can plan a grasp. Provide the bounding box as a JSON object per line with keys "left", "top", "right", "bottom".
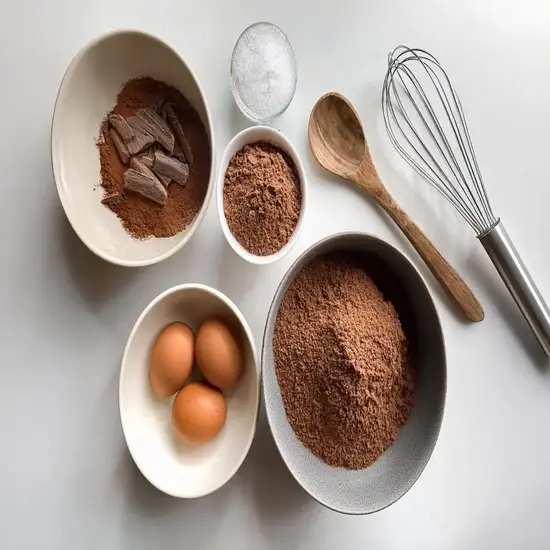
{"left": 218, "top": 127, "right": 305, "bottom": 263}
{"left": 262, "top": 232, "right": 446, "bottom": 515}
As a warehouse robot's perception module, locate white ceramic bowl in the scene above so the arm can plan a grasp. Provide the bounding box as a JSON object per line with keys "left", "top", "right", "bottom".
{"left": 51, "top": 30, "right": 215, "bottom": 266}
{"left": 119, "top": 284, "right": 260, "bottom": 498}
{"left": 216, "top": 126, "right": 307, "bottom": 265}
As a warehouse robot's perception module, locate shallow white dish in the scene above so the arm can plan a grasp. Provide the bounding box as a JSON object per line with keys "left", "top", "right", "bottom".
{"left": 51, "top": 29, "right": 215, "bottom": 266}
{"left": 119, "top": 284, "right": 260, "bottom": 498}
{"left": 216, "top": 126, "right": 307, "bottom": 265}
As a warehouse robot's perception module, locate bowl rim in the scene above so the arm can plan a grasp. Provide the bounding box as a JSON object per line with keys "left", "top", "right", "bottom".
{"left": 216, "top": 125, "right": 307, "bottom": 265}
{"left": 119, "top": 282, "right": 260, "bottom": 498}
{"left": 50, "top": 28, "right": 216, "bottom": 267}
{"left": 261, "top": 230, "right": 447, "bottom": 515}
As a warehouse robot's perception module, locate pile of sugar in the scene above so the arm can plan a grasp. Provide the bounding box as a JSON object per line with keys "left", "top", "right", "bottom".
{"left": 231, "top": 23, "right": 297, "bottom": 121}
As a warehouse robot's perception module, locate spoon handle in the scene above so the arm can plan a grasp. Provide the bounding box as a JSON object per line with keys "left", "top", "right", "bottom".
{"left": 354, "top": 171, "right": 484, "bottom": 323}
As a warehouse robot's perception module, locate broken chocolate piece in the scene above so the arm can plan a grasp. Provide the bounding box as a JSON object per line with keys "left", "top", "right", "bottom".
{"left": 152, "top": 99, "right": 165, "bottom": 117}
{"left": 109, "top": 128, "right": 129, "bottom": 164}
{"left": 123, "top": 168, "right": 167, "bottom": 205}
{"left": 127, "top": 107, "right": 175, "bottom": 154}
{"left": 157, "top": 173, "right": 171, "bottom": 187}
{"left": 126, "top": 129, "right": 155, "bottom": 156}
{"left": 172, "top": 142, "right": 185, "bottom": 163}
{"left": 131, "top": 156, "right": 170, "bottom": 186}
{"left": 134, "top": 146, "right": 155, "bottom": 169}
{"left": 130, "top": 156, "right": 170, "bottom": 188}
{"left": 130, "top": 156, "right": 155, "bottom": 177}
{"left": 101, "top": 193, "right": 122, "bottom": 207}
{"left": 153, "top": 150, "right": 189, "bottom": 185}
{"left": 108, "top": 114, "right": 134, "bottom": 142}
{"left": 163, "top": 103, "right": 193, "bottom": 164}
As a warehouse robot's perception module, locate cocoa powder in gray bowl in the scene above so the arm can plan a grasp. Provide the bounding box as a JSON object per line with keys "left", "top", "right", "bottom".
{"left": 274, "top": 252, "right": 416, "bottom": 470}
{"left": 262, "top": 232, "right": 446, "bottom": 515}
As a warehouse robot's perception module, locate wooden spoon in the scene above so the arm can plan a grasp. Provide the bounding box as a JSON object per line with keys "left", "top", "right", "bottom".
{"left": 308, "top": 92, "right": 484, "bottom": 323}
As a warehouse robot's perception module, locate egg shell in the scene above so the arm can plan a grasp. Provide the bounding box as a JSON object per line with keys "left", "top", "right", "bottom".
{"left": 172, "top": 382, "right": 227, "bottom": 445}
{"left": 149, "top": 322, "right": 194, "bottom": 397}
{"left": 195, "top": 319, "right": 244, "bottom": 389}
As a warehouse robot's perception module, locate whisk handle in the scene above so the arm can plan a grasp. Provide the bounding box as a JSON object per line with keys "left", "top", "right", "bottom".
{"left": 479, "top": 222, "right": 550, "bottom": 356}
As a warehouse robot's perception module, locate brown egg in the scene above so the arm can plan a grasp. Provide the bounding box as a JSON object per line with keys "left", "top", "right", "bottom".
{"left": 195, "top": 319, "right": 244, "bottom": 389}
{"left": 172, "top": 382, "right": 227, "bottom": 445}
{"left": 149, "top": 322, "right": 194, "bottom": 397}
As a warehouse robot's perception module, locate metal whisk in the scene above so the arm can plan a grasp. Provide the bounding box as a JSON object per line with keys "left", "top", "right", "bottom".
{"left": 382, "top": 45, "right": 550, "bottom": 356}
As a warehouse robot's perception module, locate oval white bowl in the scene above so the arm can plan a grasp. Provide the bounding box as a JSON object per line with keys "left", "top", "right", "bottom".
{"left": 119, "top": 284, "right": 260, "bottom": 498}
{"left": 51, "top": 29, "right": 215, "bottom": 266}
{"left": 216, "top": 126, "right": 307, "bottom": 265}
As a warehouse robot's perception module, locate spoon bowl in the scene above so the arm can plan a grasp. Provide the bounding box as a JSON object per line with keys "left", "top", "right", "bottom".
{"left": 308, "top": 93, "right": 365, "bottom": 179}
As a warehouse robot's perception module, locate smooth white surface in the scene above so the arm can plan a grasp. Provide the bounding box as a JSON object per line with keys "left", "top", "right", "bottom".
{"left": 119, "top": 284, "right": 259, "bottom": 498}
{"left": 52, "top": 30, "right": 215, "bottom": 266}
{"left": 2, "top": 1, "right": 550, "bottom": 549}
{"left": 217, "top": 126, "right": 307, "bottom": 264}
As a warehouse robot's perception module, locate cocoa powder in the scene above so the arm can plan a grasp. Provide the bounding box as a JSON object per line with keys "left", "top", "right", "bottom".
{"left": 223, "top": 142, "right": 301, "bottom": 256}
{"left": 98, "top": 78, "right": 211, "bottom": 239}
{"left": 273, "top": 252, "right": 416, "bottom": 470}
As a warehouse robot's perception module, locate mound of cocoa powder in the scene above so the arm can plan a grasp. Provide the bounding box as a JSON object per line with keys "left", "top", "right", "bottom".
{"left": 223, "top": 142, "right": 301, "bottom": 256}
{"left": 273, "top": 252, "right": 416, "bottom": 470}
{"left": 98, "top": 77, "right": 211, "bottom": 240}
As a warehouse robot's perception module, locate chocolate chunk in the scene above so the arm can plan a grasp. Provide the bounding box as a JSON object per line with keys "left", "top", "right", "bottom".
{"left": 101, "top": 193, "right": 122, "bottom": 207}
{"left": 123, "top": 167, "right": 167, "bottom": 205}
{"left": 130, "top": 156, "right": 170, "bottom": 188}
{"left": 108, "top": 114, "right": 134, "bottom": 142}
{"left": 163, "top": 103, "right": 193, "bottom": 165}
{"left": 109, "top": 128, "right": 129, "bottom": 164}
{"left": 127, "top": 107, "right": 175, "bottom": 154}
{"left": 126, "top": 129, "right": 155, "bottom": 156}
{"left": 153, "top": 150, "right": 189, "bottom": 185}
{"left": 134, "top": 146, "right": 155, "bottom": 169}
{"left": 158, "top": 173, "right": 171, "bottom": 187}
{"left": 173, "top": 142, "right": 186, "bottom": 163}
{"left": 130, "top": 156, "right": 152, "bottom": 176}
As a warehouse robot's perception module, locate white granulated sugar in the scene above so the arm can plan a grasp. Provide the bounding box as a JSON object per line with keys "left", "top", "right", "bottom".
{"left": 231, "top": 23, "right": 297, "bottom": 121}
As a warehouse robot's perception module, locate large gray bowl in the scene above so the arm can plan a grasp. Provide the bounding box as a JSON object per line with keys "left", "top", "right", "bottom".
{"left": 262, "top": 232, "right": 446, "bottom": 515}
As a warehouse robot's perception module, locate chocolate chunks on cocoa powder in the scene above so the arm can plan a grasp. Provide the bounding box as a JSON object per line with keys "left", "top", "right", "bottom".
{"left": 109, "top": 128, "right": 129, "bottom": 164}
{"left": 126, "top": 129, "right": 155, "bottom": 156}
{"left": 123, "top": 163, "right": 167, "bottom": 206}
{"left": 132, "top": 155, "right": 170, "bottom": 187}
{"left": 153, "top": 150, "right": 189, "bottom": 185}
{"left": 127, "top": 107, "right": 175, "bottom": 154}
{"left": 108, "top": 113, "right": 134, "bottom": 142}
{"left": 134, "top": 146, "right": 155, "bottom": 169}
{"left": 163, "top": 103, "right": 193, "bottom": 165}
{"left": 130, "top": 156, "right": 153, "bottom": 176}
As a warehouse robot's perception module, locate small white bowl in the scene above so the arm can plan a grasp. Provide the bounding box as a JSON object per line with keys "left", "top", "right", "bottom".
{"left": 51, "top": 30, "right": 215, "bottom": 267}
{"left": 216, "top": 126, "right": 307, "bottom": 265}
{"left": 119, "top": 284, "right": 260, "bottom": 498}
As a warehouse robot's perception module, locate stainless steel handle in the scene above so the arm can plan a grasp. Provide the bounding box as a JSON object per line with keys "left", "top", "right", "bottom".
{"left": 479, "top": 221, "right": 550, "bottom": 356}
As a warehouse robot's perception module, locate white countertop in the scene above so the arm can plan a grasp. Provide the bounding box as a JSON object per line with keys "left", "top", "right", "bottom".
{"left": 2, "top": 1, "right": 550, "bottom": 548}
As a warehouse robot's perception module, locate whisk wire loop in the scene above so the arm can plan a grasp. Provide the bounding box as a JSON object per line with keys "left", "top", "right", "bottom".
{"left": 382, "top": 46, "right": 498, "bottom": 235}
